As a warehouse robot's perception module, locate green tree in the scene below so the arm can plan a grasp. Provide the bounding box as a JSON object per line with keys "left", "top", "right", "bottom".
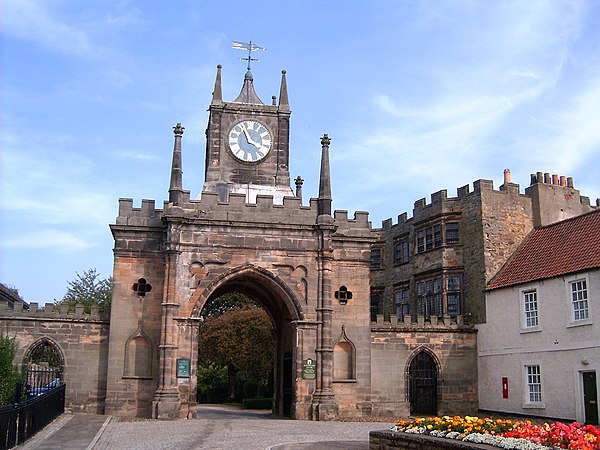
{"left": 198, "top": 305, "right": 274, "bottom": 401}
{"left": 0, "top": 333, "right": 24, "bottom": 405}
{"left": 55, "top": 268, "right": 112, "bottom": 314}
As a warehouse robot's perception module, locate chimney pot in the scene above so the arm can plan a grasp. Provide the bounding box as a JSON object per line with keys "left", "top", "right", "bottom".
{"left": 503, "top": 169, "right": 511, "bottom": 185}
{"left": 560, "top": 176, "right": 566, "bottom": 187}
{"left": 552, "top": 174, "right": 559, "bottom": 185}
{"left": 536, "top": 172, "right": 543, "bottom": 184}
{"left": 567, "top": 177, "right": 574, "bottom": 188}
{"left": 544, "top": 173, "right": 551, "bottom": 184}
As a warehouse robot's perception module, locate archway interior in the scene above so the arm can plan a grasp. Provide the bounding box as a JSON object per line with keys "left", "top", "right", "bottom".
{"left": 24, "top": 339, "right": 64, "bottom": 395}
{"left": 196, "top": 275, "right": 298, "bottom": 416}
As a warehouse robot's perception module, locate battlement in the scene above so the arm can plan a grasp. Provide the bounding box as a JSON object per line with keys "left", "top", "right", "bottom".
{"left": 115, "top": 190, "right": 372, "bottom": 233}
{"left": 0, "top": 302, "right": 109, "bottom": 321}
{"left": 371, "top": 314, "right": 473, "bottom": 330}
{"left": 375, "top": 167, "right": 600, "bottom": 230}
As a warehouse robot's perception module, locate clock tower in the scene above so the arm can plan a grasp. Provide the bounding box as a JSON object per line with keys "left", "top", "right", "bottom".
{"left": 202, "top": 64, "right": 294, "bottom": 203}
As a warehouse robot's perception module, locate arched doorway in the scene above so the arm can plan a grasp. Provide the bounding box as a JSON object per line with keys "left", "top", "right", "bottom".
{"left": 191, "top": 265, "right": 302, "bottom": 417}
{"left": 23, "top": 338, "right": 65, "bottom": 395}
{"left": 408, "top": 350, "right": 438, "bottom": 415}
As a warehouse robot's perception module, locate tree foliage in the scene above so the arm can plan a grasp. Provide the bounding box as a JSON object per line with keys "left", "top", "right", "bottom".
{"left": 198, "top": 306, "right": 274, "bottom": 380}
{"left": 55, "top": 268, "right": 112, "bottom": 314}
{"left": 200, "top": 292, "right": 257, "bottom": 319}
{"left": 0, "top": 333, "right": 24, "bottom": 405}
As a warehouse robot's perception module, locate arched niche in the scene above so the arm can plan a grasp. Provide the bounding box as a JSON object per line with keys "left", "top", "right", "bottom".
{"left": 123, "top": 320, "right": 153, "bottom": 379}
{"left": 333, "top": 326, "right": 356, "bottom": 381}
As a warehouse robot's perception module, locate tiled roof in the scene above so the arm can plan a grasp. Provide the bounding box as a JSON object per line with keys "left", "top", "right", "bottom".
{"left": 487, "top": 209, "right": 600, "bottom": 290}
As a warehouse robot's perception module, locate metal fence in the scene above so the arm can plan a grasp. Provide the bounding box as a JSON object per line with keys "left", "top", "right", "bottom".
{"left": 0, "top": 368, "right": 65, "bottom": 450}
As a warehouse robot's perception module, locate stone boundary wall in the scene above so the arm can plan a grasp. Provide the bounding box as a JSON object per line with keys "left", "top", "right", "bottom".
{"left": 0, "top": 303, "right": 110, "bottom": 414}
{"left": 369, "top": 431, "right": 497, "bottom": 450}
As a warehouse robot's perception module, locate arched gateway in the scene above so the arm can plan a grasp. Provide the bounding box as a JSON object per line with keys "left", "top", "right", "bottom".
{"left": 191, "top": 264, "right": 303, "bottom": 416}
{"left": 105, "top": 65, "right": 375, "bottom": 420}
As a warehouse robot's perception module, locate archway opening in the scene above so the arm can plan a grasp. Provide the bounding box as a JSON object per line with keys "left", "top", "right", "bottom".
{"left": 408, "top": 350, "right": 438, "bottom": 415}
{"left": 24, "top": 338, "right": 64, "bottom": 396}
{"left": 193, "top": 268, "right": 300, "bottom": 417}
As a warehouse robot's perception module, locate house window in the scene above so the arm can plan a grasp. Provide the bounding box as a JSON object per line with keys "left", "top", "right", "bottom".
{"left": 571, "top": 279, "right": 589, "bottom": 321}
{"left": 446, "top": 275, "right": 461, "bottom": 317}
{"left": 416, "top": 221, "right": 460, "bottom": 253}
{"left": 394, "top": 239, "right": 410, "bottom": 265}
{"left": 445, "top": 223, "right": 459, "bottom": 244}
{"left": 417, "top": 273, "right": 462, "bottom": 319}
{"left": 417, "top": 277, "right": 443, "bottom": 319}
{"left": 395, "top": 288, "right": 410, "bottom": 321}
{"left": 523, "top": 290, "right": 538, "bottom": 328}
{"left": 526, "top": 365, "right": 542, "bottom": 404}
{"left": 370, "top": 291, "right": 382, "bottom": 322}
{"left": 370, "top": 247, "right": 382, "bottom": 270}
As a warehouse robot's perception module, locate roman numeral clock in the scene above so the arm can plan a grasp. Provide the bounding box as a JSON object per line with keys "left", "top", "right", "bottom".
{"left": 228, "top": 120, "right": 272, "bottom": 163}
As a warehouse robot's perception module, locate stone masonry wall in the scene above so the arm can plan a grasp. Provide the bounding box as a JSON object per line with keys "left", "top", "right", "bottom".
{"left": 0, "top": 303, "right": 109, "bottom": 414}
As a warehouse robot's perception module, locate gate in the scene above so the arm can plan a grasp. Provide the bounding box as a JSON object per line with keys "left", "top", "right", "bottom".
{"left": 409, "top": 351, "right": 437, "bottom": 415}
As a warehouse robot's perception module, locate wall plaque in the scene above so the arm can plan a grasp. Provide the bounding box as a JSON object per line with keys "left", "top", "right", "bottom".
{"left": 302, "top": 358, "right": 316, "bottom": 380}
{"left": 176, "top": 358, "right": 190, "bottom": 378}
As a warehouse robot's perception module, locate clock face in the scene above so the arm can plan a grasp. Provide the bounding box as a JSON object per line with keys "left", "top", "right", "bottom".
{"left": 228, "top": 120, "right": 272, "bottom": 163}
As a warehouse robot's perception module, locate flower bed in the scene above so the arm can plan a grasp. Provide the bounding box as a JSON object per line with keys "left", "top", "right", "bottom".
{"left": 390, "top": 416, "right": 600, "bottom": 450}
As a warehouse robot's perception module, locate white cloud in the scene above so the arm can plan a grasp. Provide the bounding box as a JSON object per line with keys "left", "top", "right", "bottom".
{"left": 0, "top": 0, "right": 92, "bottom": 56}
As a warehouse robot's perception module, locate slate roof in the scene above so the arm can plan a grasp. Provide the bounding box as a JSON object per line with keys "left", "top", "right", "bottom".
{"left": 487, "top": 209, "right": 600, "bottom": 290}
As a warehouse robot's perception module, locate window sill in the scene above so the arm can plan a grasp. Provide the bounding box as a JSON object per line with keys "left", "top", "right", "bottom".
{"left": 520, "top": 327, "right": 542, "bottom": 334}
{"left": 122, "top": 375, "right": 154, "bottom": 380}
{"left": 523, "top": 403, "right": 545, "bottom": 409}
{"left": 333, "top": 379, "right": 357, "bottom": 383}
{"left": 566, "top": 320, "right": 593, "bottom": 329}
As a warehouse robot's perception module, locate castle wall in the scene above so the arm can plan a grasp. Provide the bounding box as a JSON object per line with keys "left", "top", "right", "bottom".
{"left": 0, "top": 303, "right": 109, "bottom": 414}
{"left": 369, "top": 317, "right": 478, "bottom": 417}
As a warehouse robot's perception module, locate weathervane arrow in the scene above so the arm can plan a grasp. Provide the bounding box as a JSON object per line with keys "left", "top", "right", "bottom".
{"left": 232, "top": 40, "right": 266, "bottom": 70}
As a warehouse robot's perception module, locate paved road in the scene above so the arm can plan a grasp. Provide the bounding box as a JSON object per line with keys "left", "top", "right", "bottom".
{"left": 20, "top": 405, "right": 394, "bottom": 450}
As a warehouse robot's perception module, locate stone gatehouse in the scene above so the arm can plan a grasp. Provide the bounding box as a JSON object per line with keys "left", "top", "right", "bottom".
{"left": 2, "top": 64, "right": 596, "bottom": 420}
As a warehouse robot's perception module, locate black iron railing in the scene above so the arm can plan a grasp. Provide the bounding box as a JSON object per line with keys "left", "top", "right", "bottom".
{"left": 0, "top": 382, "right": 65, "bottom": 449}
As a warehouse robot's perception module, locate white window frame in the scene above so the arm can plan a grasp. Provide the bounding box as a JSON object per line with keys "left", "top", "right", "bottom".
{"left": 565, "top": 274, "right": 592, "bottom": 326}
{"left": 523, "top": 364, "right": 544, "bottom": 408}
{"left": 520, "top": 287, "right": 540, "bottom": 332}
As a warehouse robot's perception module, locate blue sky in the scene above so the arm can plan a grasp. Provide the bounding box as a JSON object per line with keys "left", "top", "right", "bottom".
{"left": 1, "top": 1, "right": 599, "bottom": 304}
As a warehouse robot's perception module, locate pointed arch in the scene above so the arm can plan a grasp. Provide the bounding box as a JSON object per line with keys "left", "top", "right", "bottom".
{"left": 406, "top": 347, "right": 440, "bottom": 415}
{"left": 332, "top": 326, "right": 356, "bottom": 381}
{"left": 189, "top": 263, "right": 304, "bottom": 322}
{"left": 123, "top": 320, "right": 153, "bottom": 378}
{"left": 23, "top": 337, "right": 65, "bottom": 371}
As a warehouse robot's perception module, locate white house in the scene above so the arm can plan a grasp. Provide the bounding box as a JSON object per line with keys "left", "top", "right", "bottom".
{"left": 477, "top": 209, "right": 600, "bottom": 424}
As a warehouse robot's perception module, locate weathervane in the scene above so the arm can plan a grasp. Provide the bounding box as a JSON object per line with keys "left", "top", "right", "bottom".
{"left": 232, "top": 40, "right": 265, "bottom": 71}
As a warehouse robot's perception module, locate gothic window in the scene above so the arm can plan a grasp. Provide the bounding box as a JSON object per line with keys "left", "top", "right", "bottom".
{"left": 394, "top": 238, "right": 410, "bottom": 265}
{"left": 417, "top": 272, "right": 463, "bottom": 319}
{"left": 395, "top": 288, "right": 410, "bottom": 321}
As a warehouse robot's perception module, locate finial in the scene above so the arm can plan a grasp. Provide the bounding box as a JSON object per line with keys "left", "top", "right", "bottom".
{"left": 321, "top": 134, "right": 331, "bottom": 146}
{"left": 173, "top": 123, "right": 185, "bottom": 136}
{"left": 279, "top": 70, "right": 289, "bottom": 110}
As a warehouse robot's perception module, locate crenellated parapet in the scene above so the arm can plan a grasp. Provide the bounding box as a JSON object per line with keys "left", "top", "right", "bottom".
{"left": 115, "top": 190, "right": 372, "bottom": 234}
{"left": 0, "top": 302, "right": 109, "bottom": 322}
{"left": 371, "top": 313, "right": 473, "bottom": 331}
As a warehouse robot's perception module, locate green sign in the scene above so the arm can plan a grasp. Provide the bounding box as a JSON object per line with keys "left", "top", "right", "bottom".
{"left": 176, "top": 358, "right": 190, "bottom": 378}
{"left": 302, "top": 358, "right": 317, "bottom": 380}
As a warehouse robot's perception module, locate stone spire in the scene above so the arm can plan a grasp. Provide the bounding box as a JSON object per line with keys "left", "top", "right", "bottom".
{"left": 168, "top": 123, "right": 184, "bottom": 205}
{"left": 211, "top": 64, "right": 223, "bottom": 105}
{"left": 278, "top": 70, "right": 289, "bottom": 111}
{"left": 317, "top": 134, "right": 332, "bottom": 218}
{"left": 233, "top": 69, "right": 264, "bottom": 104}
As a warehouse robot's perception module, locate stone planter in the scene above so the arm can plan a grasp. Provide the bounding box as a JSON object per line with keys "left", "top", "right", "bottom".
{"left": 369, "top": 430, "right": 499, "bottom": 450}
